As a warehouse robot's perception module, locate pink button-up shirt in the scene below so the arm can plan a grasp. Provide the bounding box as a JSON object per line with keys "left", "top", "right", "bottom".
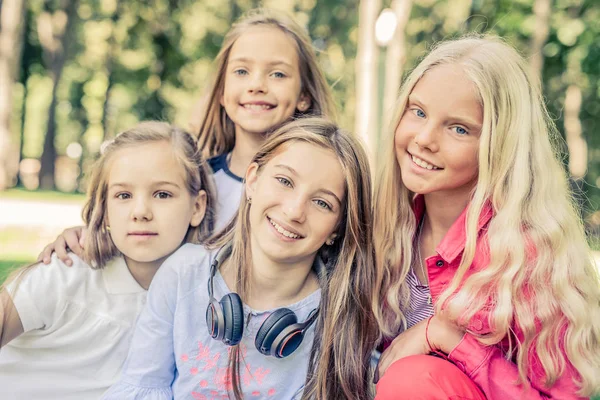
{"left": 407, "top": 195, "right": 587, "bottom": 399}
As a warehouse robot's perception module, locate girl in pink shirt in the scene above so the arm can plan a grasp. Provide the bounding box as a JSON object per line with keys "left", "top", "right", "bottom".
{"left": 372, "top": 36, "right": 600, "bottom": 399}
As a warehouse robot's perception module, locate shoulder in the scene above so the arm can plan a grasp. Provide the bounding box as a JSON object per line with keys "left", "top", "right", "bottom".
{"left": 152, "top": 244, "right": 214, "bottom": 287}
{"left": 9, "top": 254, "right": 93, "bottom": 291}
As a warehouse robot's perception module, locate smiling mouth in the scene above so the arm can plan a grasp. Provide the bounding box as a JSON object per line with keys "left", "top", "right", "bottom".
{"left": 242, "top": 103, "right": 275, "bottom": 111}
{"left": 268, "top": 217, "right": 303, "bottom": 239}
{"left": 409, "top": 153, "right": 442, "bottom": 170}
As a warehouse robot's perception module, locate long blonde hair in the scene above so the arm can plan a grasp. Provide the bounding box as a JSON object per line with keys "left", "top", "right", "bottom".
{"left": 195, "top": 9, "right": 336, "bottom": 159}
{"left": 210, "top": 117, "right": 377, "bottom": 399}
{"left": 82, "top": 121, "right": 216, "bottom": 268}
{"left": 372, "top": 35, "right": 600, "bottom": 396}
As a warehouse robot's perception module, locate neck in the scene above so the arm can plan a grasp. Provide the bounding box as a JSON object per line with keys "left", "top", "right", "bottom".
{"left": 228, "top": 128, "right": 266, "bottom": 177}
{"left": 422, "top": 191, "right": 471, "bottom": 250}
{"left": 221, "top": 241, "right": 319, "bottom": 310}
{"left": 123, "top": 257, "right": 163, "bottom": 290}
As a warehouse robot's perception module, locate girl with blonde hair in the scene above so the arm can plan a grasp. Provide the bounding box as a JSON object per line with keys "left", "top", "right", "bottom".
{"left": 38, "top": 8, "right": 336, "bottom": 261}
{"left": 0, "top": 122, "right": 216, "bottom": 399}
{"left": 372, "top": 36, "right": 600, "bottom": 399}
{"left": 103, "top": 117, "right": 378, "bottom": 400}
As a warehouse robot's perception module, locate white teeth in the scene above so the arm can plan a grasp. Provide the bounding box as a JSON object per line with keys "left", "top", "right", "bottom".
{"left": 411, "top": 155, "right": 439, "bottom": 170}
{"left": 269, "top": 219, "right": 300, "bottom": 239}
{"left": 244, "top": 104, "right": 272, "bottom": 110}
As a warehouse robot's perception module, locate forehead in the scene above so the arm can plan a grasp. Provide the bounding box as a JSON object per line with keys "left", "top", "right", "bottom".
{"left": 229, "top": 25, "right": 299, "bottom": 68}
{"left": 107, "top": 141, "right": 187, "bottom": 186}
{"left": 411, "top": 64, "right": 482, "bottom": 121}
{"left": 266, "top": 141, "right": 346, "bottom": 200}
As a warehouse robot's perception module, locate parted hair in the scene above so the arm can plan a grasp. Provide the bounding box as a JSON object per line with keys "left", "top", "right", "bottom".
{"left": 372, "top": 35, "right": 600, "bottom": 396}
{"left": 83, "top": 121, "right": 216, "bottom": 268}
{"left": 195, "top": 8, "right": 336, "bottom": 159}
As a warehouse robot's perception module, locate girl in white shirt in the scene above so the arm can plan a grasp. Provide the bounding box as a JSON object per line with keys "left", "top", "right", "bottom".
{"left": 0, "top": 121, "right": 216, "bottom": 399}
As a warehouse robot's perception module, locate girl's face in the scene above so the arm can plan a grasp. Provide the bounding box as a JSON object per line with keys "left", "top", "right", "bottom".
{"left": 245, "top": 141, "right": 344, "bottom": 266}
{"left": 105, "top": 141, "right": 206, "bottom": 270}
{"left": 221, "top": 25, "right": 310, "bottom": 139}
{"left": 394, "top": 64, "right": 483, "bottom": 203}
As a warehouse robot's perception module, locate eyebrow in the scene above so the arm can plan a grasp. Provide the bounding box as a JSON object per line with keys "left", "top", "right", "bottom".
{"left": 273, "top": 164, "right": 343, "bottom": 205}
{"left": 108, "top": 181, "right": 182, "bottom": 190}
{"left": 407, "top": 95, "right": 482, "bottom": 129}
{"left": 229, "top": 57, "right": 294, "bottom": 69}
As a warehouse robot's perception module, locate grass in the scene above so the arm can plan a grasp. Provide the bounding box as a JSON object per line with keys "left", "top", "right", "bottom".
{"left": 0, "top": 187, "right": 85, "bottom": 203}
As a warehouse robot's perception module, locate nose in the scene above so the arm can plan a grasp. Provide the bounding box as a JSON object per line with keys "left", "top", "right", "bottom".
{"left": 131, "top": 197, "right": 153, "bottom": 221}
{"left": 414, "top": 121, "right": 439, "bottom": 152}
{"left": 248, "top": 72, "right": 267, "bottom": 94}
{"left": 282, "top": 195, "right": 306, "bottom": 223}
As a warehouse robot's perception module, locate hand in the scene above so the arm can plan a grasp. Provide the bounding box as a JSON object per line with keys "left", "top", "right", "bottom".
{"left": 375, "top": 315, "right": 465, "bottom": 383}
{"left": 376, "top": 318, "right": 431, "bottom": 382}
{"left": 36, "top": 226, "right": 87, "bottom": 266}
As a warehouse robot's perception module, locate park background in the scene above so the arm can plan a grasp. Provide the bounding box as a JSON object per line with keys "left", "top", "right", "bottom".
{"left": 0, "top": 0, "right": 599, "bottom": 281}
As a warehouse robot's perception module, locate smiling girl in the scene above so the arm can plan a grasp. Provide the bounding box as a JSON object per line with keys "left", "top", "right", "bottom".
{"left": 372, "top": 36, "right": 600, "bottom": 399}
{"left": 102, "top": 117, "right": 378, "bottom": 400}
{"left": 0, "top": 122, "right": 215, "bottom": 399}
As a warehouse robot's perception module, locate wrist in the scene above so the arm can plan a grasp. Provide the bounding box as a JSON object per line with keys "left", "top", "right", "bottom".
{"left": 429, "top": 315, "right": 465, "bottom": 354}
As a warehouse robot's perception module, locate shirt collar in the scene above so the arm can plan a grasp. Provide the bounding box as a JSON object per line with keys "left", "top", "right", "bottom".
{"left": 101, "top": 256, "right": 147, "bottom": 294}
{"left": 413, "top": 194, "right": 493, "bottom": 263}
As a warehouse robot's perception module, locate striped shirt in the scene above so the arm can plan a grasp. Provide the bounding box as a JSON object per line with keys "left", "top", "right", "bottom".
{"left": 404, "top": 267, "right": 434, "bottom": 330}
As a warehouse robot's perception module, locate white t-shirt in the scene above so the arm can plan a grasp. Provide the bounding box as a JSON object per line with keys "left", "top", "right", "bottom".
{"left": 208, "top": 153, "right": 244, "bottom": 231}
{"left": 0, "top": 254, "right": 147, "bottom": 399}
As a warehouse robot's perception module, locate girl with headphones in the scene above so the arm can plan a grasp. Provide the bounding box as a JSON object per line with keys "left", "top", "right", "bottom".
{"left": 103, "top": 117, "right": 378, "bottom": 400}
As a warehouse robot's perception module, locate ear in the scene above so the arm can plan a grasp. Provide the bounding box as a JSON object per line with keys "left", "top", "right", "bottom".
{"left": 245, "top": 162, "right": 260, "bottom": 201}
{"left": 296, "top": 93, "right": 311, "bottom": 112}
{"left": 189, "top": 190, "right": 207, "bottom": 227}
{"left": 326, "top": 233, "right": 338, "bottom": 244}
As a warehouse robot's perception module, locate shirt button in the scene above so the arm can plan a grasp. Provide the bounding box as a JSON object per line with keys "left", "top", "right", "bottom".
{"left": 472, "top": 317, "right": 483, "bottom": 331}
{"left": 435, "top": 260, "right": 445, "bottom": 267}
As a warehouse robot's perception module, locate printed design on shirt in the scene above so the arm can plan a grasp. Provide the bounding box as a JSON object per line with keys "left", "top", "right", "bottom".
{"left": 181, "top": 341, "right": 276, "bottom": 398}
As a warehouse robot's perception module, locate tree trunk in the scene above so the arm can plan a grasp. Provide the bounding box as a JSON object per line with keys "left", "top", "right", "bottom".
{"left": 529, "top": 0, "right": 551, "bottom": 77}
{"left": 0, "top": 0, "right": 26, "bottom": 190}
{"left": 564, "top": 85, "right": 586, "bottom": 179}
{"left": 355, "top": 0, "right": 381, "bottom": 164}
{"left": 382, "top": 0, "right": 412, "bottom": 130}
{"left": 38, "top": 0, "right": 78, "bottom": 190}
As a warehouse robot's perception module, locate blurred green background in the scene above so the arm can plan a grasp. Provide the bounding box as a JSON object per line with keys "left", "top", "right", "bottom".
{"left": 0, "top": 0, "right": 599, "bottom": 279}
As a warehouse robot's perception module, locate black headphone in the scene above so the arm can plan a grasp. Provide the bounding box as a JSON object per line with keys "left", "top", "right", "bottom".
{"left": 205, "top": 243, "right": 321, "bottom": 358}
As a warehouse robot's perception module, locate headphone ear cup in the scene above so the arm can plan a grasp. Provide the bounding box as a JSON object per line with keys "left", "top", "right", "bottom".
{"left": 220, "top": 293, "right": 244, "bottom": 346}
{"left": 255, "top": 308, "right": 297, "bottom": 356}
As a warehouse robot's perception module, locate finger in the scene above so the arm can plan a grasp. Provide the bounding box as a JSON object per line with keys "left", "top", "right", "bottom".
{"left": 54, "top": 236, "right": 73, "bottom": 266}
{"left": 37, "top": 244, "right": 54, "bottom": 264}
{"left": 64, "top": 230, "right": 84, "bottom": 258}
{"left": 79, "top": 228, "right": 87, "bottom": 249}
{"left": 377, "top": 349, "right": 393, "bottom": 381}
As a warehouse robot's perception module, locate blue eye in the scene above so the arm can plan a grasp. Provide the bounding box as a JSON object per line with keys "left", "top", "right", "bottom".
{"left": 315, "top": 199, "right": 332, "bottom": 211}
{"left": 233, "top": 69, "right": 248, "bottom": 76}
{"left": 454, "top": 126, "right": 468, "bottom": 135}
{"left": 116, "top": 193, "right": 131, "bottom": 200}
{"left": 276, "top": 177, "right": 292, "bottom": 187}
{"left": 271, "top": 71, "right": 286, "bottom": 78}
{"left": 412, "top": 109, "right": 426, "bottom": 118}
{"left": 154, "top": 191, "right": 172, "bottom": 199}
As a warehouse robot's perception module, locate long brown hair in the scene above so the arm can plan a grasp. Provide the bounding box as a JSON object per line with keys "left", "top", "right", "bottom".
{"left": 210, "top": 117, "right": 377, "bottom": 399}
{"left": 195, "top": 9, "right": 336, "bottom": 159}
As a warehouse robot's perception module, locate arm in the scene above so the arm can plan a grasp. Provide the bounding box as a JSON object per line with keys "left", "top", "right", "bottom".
{"left": 0, "top": 290, "right": 24, "bottom": 347}
{"left": 37, "top": 226, "right": 87, "bottom": 266}
{"left": 101, "top": 257, "right": 180, "bottom": 400}
{"left": 430, "top": 319, "right": 587, "bottom": 400}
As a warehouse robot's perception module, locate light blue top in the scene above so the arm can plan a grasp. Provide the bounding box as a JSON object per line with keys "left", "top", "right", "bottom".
{"left": 102, "top": 244, "right": 321, "bottom": 400}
